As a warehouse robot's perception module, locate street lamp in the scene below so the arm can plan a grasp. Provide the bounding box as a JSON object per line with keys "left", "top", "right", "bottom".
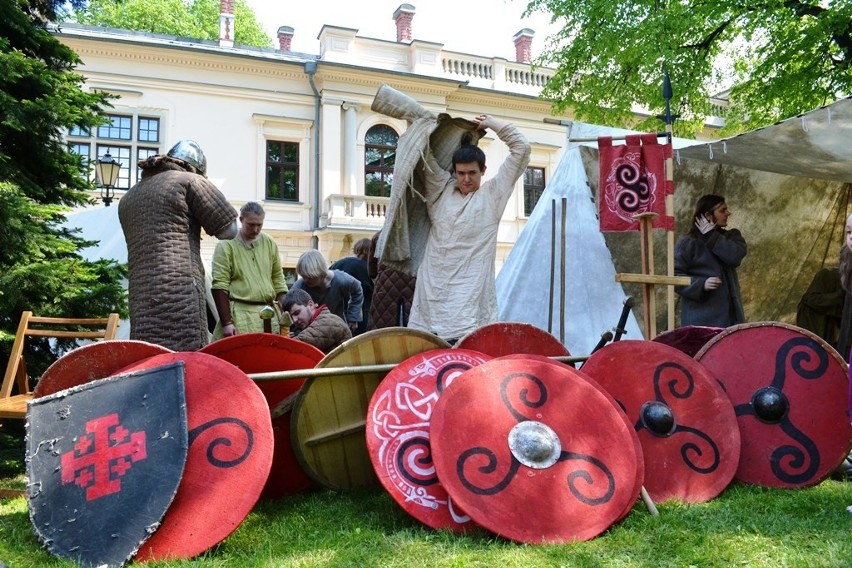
{"left": 94, "top": 152, "right": 121, "bottom": 206}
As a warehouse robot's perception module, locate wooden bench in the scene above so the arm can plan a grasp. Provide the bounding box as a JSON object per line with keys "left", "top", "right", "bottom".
{"left": 0, "top": 311, "right": 120, "bottom": 420}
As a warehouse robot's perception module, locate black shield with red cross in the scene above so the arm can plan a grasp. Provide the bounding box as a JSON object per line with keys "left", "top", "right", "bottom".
{"left": 27, "top": 362, "right": 188, "bottom": 568}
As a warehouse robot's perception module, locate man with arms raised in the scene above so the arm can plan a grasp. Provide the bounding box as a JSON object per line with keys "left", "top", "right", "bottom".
{"left": 408, "top": 114, "right": 530, "bottom": 343}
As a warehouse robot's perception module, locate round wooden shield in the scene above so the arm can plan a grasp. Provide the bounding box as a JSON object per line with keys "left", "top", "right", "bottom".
{"left": 199, "top": 333, "right": 324, "bottom": 499}
{"left": 430, "top": 357, "right": 643, "bottom": 543}
{"left": 653, "top": 326, "right": 725, "bottom": 358}
{"left": 291, "top": 328, "right": 450, "bottom": 491}
{"left": 35, "top": 340, "right": 172, "bottom": 397}
{"left": 366, "top": 348, "right": 492, "bottom": 531}
{"left": 116, "top": 352, "right": 273, "bottom": 561}
{"left": 581, "top": 340, "right": 740, "bottom": 503}
{"left": 455, "top": 322, "right": 570, "bottom": 358}
{"left": 695, "top": 322, "right": 852, "bottom": 488}
{"left": 496, "top": 353, "right": 643, "bottom": 520}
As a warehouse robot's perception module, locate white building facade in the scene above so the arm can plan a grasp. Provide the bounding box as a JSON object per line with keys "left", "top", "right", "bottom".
{"left": 57, "top": 5, "right": 574, "bottom": 280}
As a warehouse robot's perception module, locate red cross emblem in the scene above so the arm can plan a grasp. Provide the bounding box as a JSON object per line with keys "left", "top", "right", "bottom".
{"left": 61, "top": 413, "right": 147, "bottom": 501}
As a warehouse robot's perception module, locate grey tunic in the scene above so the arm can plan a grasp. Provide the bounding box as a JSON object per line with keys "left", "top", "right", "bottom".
{"left": 674, "top": 228, "right": 747, "bottom": 327}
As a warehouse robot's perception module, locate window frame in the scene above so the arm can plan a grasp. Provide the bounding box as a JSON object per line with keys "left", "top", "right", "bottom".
{"left": 364, "top": 124, "right": 399, "bottom": 198}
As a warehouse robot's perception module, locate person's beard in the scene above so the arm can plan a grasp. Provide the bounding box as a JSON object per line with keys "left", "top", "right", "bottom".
{"left": 840, "top": 245, "right": 852, "bottom": 295}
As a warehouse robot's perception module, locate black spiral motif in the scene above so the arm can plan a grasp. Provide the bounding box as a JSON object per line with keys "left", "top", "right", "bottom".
{"left": 769, "top": 420, "right": 821, "bottom": 484}
{"left": 457, "top": 447, "right": 521, "bottom": 495}
{"left": 397, "top": 436, "right": 438, "bottom": 487}
{"left": 674, "top": 425, "right": 720, "bottom": 474}
{"left": 649, "top": 361, "right": 720, "bottom": 474}
{"left": 732, "top": 336, "right": 827, "bottom": 483}
{"left": 653, "top": 361, "right": 694, "bottom": 401}
{"left": 500, "top": 373, "right": 548, "bottom": 422}
{"left": 560, "top": 451, "right": 616, "bottom": 505}
{"left": 435, "top": 363, "right": 474, "bottom": 394}
{"left": 615, "top": 163, "right": 651, "bottom": 214}
{"left": 188, "top": 417, "right": 253, "bottom": 468}
{"left": 769, "top": 336, "right": 828, "bottom": 390}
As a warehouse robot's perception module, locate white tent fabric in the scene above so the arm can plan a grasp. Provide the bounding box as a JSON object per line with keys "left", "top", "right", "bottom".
{"left": 679, "top": 96, "right": 852, "bottom": 184}
{"left": 496, "top": 147, "right": 644, "bottom": 356}
{"left": 62, "top": 206, "right": 131, "bottom": 339}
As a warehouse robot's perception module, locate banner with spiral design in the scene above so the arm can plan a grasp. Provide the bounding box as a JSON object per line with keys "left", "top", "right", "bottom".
{"left": 598, "top": 134, "right": 672, "bottom": 232}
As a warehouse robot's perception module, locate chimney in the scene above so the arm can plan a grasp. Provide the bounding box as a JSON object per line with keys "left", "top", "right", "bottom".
{"left": 512, "top": 28, "right": 535, "bottom": 64}
{"left": 393, "top": 4, "right": 416, "bottom": 43}
{"left": 277, "top": 26, "right": 294, "bottom": 51}
{"left": 219, "top": 0, "right": 235, "bottom": 47}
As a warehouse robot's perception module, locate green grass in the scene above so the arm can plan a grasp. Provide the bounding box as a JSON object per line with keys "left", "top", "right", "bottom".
{"left": 2, "top": 427, "right": 852, "bottom": 567}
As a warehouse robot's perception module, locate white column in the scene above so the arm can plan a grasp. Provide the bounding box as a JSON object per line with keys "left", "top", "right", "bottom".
{"left": 342, "top": 102, "right": 360, "bottom": 195}
{"left": 320, "top": 98, "right": 344, "bottom": 201}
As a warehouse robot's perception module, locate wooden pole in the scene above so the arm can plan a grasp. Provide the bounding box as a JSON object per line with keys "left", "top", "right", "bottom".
{"left": 247, "top": 354, "right": 590, "bottom": 382}
{"left": 637, "top": 212, "right": 657, "bottom": 339}
{"left": 560, "top": 197, "right": 567, "bottom": 345}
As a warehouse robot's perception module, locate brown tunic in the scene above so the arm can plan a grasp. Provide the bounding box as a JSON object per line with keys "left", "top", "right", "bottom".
{"left": 119, "top": 158, "right": 237, "bottom": 351}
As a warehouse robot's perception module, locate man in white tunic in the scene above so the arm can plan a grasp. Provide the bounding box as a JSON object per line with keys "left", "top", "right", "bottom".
{"left": 408, "top": 114, "right": 531, "bottom": 342}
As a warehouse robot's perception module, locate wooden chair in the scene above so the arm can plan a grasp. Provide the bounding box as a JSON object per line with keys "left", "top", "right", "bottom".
{"left": 0, "top": 311, "right": 120, "bottom": 420}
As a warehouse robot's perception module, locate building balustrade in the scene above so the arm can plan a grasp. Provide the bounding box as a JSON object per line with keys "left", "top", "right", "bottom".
{"left": 322, "top": 194, "right": 388, "bottom": 229}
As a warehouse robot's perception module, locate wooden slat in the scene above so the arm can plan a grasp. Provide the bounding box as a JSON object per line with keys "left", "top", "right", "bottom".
{"left": 0, "top": 394, "right": 31, "bottom": 419}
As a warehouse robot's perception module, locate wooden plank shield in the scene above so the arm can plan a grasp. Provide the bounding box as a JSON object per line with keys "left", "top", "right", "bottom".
{"left": 199, "top": 333, "right": 324, "bottom": 499}
{"left": 430, "top": 357, "right": 643, "bottom": 543}
{"left": 455, "top": 322, "right": 570, "bottom": 358}
{"left": 27, "top": 362, "right": 188, "bottom": 568}
{"left": 35, "top": 340, "right": 172, "bottom": 397}
{"left": 366, "top": 348, "right": 491, "bottom": 532}
{"left": 581, "top": 340, "right": 740, "bottom": 503}
{"left": 117, "top": 352, "right": 274, "bottom": 561}
{"left": 291, "top": 328, "right": 449, "bottom": 491}
{"left": 695, "top": 322, "right": 852, "bottom": 488}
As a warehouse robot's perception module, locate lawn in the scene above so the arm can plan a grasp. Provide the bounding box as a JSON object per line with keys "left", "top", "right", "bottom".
{"left": 2, "top": 428, "right": 852, "bottom": 567}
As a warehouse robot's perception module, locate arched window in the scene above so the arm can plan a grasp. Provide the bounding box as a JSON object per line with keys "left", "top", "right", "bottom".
{"left": 365, "top": 125, "right": 398, "bottom": 197}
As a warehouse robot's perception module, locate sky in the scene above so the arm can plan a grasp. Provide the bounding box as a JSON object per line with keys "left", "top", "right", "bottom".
{"left": 245, "top": 0, "right": 562, "bottom": 62}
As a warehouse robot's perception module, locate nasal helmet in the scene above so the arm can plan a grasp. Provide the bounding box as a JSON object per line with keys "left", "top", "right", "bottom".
{"left": 166, "top": 139, "right": 207, "bottom": 176}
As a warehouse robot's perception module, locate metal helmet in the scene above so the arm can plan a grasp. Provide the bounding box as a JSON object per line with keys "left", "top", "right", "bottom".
{"left": 166, "top": 139, "right": 207, "bottom": 175}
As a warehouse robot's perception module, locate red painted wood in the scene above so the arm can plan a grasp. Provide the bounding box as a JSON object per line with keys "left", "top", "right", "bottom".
{"left": 431, "top": 357, "right": 642, "bottom": 543}
{"left": 200, "top": 333, "right": 323, "bottom": 499}
{"left": 366, "top": 348, "right": 491, "bottom": 532}
{"left": 696, "top": 322, "right": 852, "bottom": 488}
{"left": 455, "top": 322, "right": 570, "bottom": 358}
{"left": 118, "top": 352, "right": 273, "bottom": 561}
{"left": 582, "top": 340, "right": 740, "bottom": 503}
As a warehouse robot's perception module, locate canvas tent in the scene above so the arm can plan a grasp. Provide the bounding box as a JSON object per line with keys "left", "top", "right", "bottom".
{"left": 580, "top": 96, "right": 851, "bottom": 337}
{"left": 498, "top": 97, "right": 851, "bottom": 352}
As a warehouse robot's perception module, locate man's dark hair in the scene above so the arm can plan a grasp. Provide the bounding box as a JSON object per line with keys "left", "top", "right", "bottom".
{"left": 281, "top": 288, "right": 313, "bottom": 312}
{"left": 451, "top": 144, "right": 486, "bottom": 171}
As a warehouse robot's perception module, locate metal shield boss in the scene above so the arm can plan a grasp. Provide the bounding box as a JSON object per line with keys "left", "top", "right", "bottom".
{"left": 582, "top": 340, "right": 740, "bottom": 503}
{"left": 696, "top": 322, "right": 852, "bottom": 487}
{"left": 27, "top": 362, "right": 188, "bottom": 568}
{"left": 430, "top": 357, "right": 643, "bottom": 544}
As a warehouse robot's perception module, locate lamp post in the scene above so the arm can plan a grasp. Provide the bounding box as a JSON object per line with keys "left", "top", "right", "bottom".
{"left": 94, "top": 152, "right": 121, "bottom": 206}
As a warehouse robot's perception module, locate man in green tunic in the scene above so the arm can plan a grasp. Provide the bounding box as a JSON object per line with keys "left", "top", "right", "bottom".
{"left": 211, "top": 202, "right": 288, "bottom": 337}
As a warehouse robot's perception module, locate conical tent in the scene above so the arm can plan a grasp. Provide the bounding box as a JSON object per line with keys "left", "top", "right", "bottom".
{"left": 496, "top": 147, "right": 644, "bottom": 356}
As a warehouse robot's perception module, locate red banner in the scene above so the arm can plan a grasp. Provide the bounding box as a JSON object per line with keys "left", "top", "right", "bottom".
{"left": 598, "top": 134, "right": 673, "bottom": 232}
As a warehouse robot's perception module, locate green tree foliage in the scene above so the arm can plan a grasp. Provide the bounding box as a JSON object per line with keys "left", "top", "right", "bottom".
{"left": 526, "top": 0, "right": 852, "bottom": 136}
{"left": 0, "top": 0, "right": 126, "bottom": 374}
{"left": 76, "top": 0, "right": 272, "bottom": 48}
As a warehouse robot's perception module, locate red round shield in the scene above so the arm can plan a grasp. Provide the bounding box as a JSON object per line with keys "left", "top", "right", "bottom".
{"left": 35, "top": 340, "right": 172, "bottom": 397}
{"left": 116, "top": 352, "right": 273, "bottom": 561}
{"left": 695, "top": 322, "right": 852, "bottom": 488}
{"left": 455, "top": 322, "right": 570, "bottom": 358}
{"left": 653, "top": 326, "right": 725, "bottom": 358}
{"left": 199, "top": 333, "right": 324, "bottom": 499}
{"left": 581, "top": 340, "right": 740, "bottom": 503}
{"left": 430, "top": 357, "right": 643, "bottom": 543}
{"left": 366, "top": 348, "right": 492, "bottom": 532}
{"left": 495, "top": 353, "right": 643, "bottom": 520}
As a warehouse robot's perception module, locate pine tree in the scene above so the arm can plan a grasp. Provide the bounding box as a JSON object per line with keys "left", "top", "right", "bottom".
{"left": 0, "top": 0, "right": 126, "bottom": 374}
